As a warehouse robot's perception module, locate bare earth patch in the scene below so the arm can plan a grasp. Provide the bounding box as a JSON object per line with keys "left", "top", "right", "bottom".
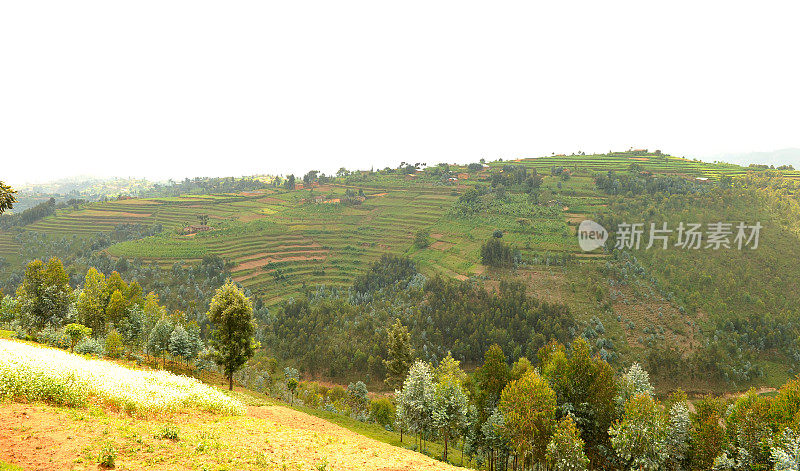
{"left": 0, "top": 402, "right": 458, "bottom": 471}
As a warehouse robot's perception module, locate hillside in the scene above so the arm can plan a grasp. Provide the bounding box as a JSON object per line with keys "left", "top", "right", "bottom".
{"left": 0, "top": 339, "right": 457, "bottom": 471}
{"left": 2, "top": 151, "right": 800, "bottom": 390}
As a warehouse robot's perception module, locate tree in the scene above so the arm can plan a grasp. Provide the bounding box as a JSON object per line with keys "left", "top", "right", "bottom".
{"left": 105, "top": 329, "right": 124, "bottom": 358}
{"left": 0, "top": 295, "right": 19, "bottom": 325}
{"left": 482, "top": 408, "right": 508, "bottom": 471}
{"left": 618, "top": 362, "right": 654, "bottom": 405}
{"left": 0, "top": 181, "right": 16, "bottom": 214}
{"left": 287, "top": 377, "right": 299, "bottom": 405}
{"left": 480, "top": 237, "right": 515, "bottom": 267}
{"left": 105, "top": 289, "right": 128, "bottom": 327}
{"left": 207, "top": 280, "right": 256, "bottom": 390}
{"left": 666, "top": 398, "right": 690, "bottom": 470}
{"left": 546, "top": 416, "right": 589, "bottom": 471}
{"left": 414, "top": 229, "right": 431, "bottom": 248}
{"left": 76, "top": 268, "right": 108, "bottom": 335}
{"left": 16, "top": 258, "right": 72, "bottom": 332}
{"left": 476, "top": 344, "right": 509, "bottom": 413}
{"left": 119, "top": 305, "right": 146, "bottom": 353}
{"left": 771, "top": 428, "right": 800, "bottom": 471}
{"left": 64, "top": 323, "right": 92, "bottom": 352}
{"left": 147, "top": 317, "right": 174, "bottom": 368}
{"left": 499, "top": 370, "right": 557, "bottom": 465}
{"left": 384, "top": 319, "right": 414, "bottom": 389}
{"left": 169, "top": 324, "right": 191, "bottom": 365}
{"left": 395, "top": 360, "right": 435, "bottom": 451}
{"left": 186, "top": 321, "right": 204, "bottom": 366}
{"left": 539, "top": 339, "right": 618, "bottom": 467}
{"left": 609, "top": 394, "right": 669, "bottom": 471}
{"left": 435, "top": 351, "right": 467, "bottom": 385}
{"left": 347, "top": 381, "right": 369, "bottom": 411}
{"left": 433, "top": 375, "right": 469, "bottom": 461}
{"left": 688, "top": 395, "right": 726, "bottom": 470}
{"left": 303, "top": 170, "right": 319, "bottom": 185}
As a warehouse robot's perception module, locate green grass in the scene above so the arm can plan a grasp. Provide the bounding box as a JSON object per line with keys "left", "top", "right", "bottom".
{"left": 0, "top": 461, "right": 22, "bottom": 471}
{"left": 289, "top": 403, "right": 476, "bottom": 467}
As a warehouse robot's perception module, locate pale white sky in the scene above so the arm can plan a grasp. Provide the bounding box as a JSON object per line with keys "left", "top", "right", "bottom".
{"left": 2, "top": 1, "right": 799, "bottom": 185}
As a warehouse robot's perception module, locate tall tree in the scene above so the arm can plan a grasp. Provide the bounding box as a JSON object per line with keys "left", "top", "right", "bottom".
{"left": 609, "top": 394, "right": 669, "bottom": 471}
{"left": 147, "top": 317, "right": 174, "bottom": 368}
{"left": 169, "top": 324, "right": 191, "bottom": 366}
{"left": 499, "top": 370, "right": 557, "bottom": 466}
{"left": 540, "top": 338, "right": 618, "bottom": 467}
{"left": 546, "top": 416, "right": 589, "bottom": 471}
{"left": 105, "top": 289, "right": 128, "bottom": 327}
{"left": 395, "top": 360, "right": 435, "bottom": 451}
{"left": 207, "top": 280, "right": 256, "bottom": 390}
{"left": 76, "top": 268, "right": 108, "bottom": 335}
{"left": 16, "top": 258, "right": 71, "bottom": 332}
{"left": 477, "top": 344, "right": 509, "bottom": 413}
{"left": 433, "top": 375, "right": 469, "bottom": 461}
{"left": 384, "top": 319, "right": 414, "bottom": 389}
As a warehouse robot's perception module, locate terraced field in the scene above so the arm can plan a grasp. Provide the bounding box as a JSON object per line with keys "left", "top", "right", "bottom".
{"left": 2, "top": 152, "right": 785, "bottom": 307}
{"left": 496, "top": 152, "right": 800, "bottom": 180}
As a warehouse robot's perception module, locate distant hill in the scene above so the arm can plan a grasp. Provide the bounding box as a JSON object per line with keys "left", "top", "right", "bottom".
{"left": 710, "top": 148, "right": 800, "bottom": 169}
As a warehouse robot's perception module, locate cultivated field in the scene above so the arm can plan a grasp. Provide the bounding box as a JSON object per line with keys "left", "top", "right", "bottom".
{"left": 0, "top": 340, "right": 244, "bottom": 416}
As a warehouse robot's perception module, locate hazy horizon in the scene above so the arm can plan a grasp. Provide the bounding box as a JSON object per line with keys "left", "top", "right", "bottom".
{"left": 3, "top": 1, "right": 799, "bottom": 186}
{"left": 7, "top": 147, "right": 800, "bottom": 188}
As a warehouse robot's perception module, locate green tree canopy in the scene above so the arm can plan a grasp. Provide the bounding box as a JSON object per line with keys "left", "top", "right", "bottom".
{"left": 0, "top": 181, "right": 16, "bottom": 214}
{"left": 384, "top": 318, "right": 414, "bottom": 390}
{"left": 207, "top": 280, "right": 256, "bottom": 390}
{"left": 499, "top": 370, "right": 557, "bottom": 465}
{"left": 16, "top": 258, "right": 72, "bottom": 332}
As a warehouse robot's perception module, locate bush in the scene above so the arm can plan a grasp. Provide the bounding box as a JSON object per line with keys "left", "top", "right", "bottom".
{"left": 414, "top": 230, "right": 431, "bottom": 248}
{"left": 98, "top": 442, "right": 116, "bottom": 468}
{"left": 65, "top": 323, "right": 92, "bottom": 352}
{"left": 38, "top": 326, "right": 68, "bottom": 349}
{"left": 75, "top": 337, "right": 105, "bottom": 356}
{"left": 156, "top": 424, "right": 180, "bottom": 441}
{"left": 369, "top": 397, "right": 396, "bottom": 427}
{"left": 480, "top": 237, "right": 517, "bottom": 267}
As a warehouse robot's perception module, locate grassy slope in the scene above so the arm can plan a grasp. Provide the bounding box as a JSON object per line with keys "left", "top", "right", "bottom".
{"left": 0, "top": 340, "right": 463, "bottom": 470}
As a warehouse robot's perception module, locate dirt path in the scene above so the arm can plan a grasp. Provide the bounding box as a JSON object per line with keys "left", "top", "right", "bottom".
{"left": 0, "top": 402, "right": 458, "bottom": 471}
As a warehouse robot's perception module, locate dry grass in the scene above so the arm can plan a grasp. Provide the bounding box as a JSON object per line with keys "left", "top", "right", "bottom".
{"left": 0, "top": 402, "right": 459, "bottom": 471}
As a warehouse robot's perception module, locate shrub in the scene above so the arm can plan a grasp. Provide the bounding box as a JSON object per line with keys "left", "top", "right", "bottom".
{"left": 64, "top": 323, "right": 92, "bottom": 352}
{"left": 157, "top": 424, "right": 179, "bottom": 441}
{"left": 38, "top": 326, "right": 68, "bottom": 349}
{"left": 480, "top": 237, "right": 517, "bottom": 267}
{"left": 75, "top": 337, "right": 105, "bottom": 356}
{"left": 369, "top": 397, "right": 396, "bottom": 427}
{"left": 414, "top": 230, "right": 431, "bottom": 248}
{"left": 98, "top": 442, "right": 116, "bottom": 468}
